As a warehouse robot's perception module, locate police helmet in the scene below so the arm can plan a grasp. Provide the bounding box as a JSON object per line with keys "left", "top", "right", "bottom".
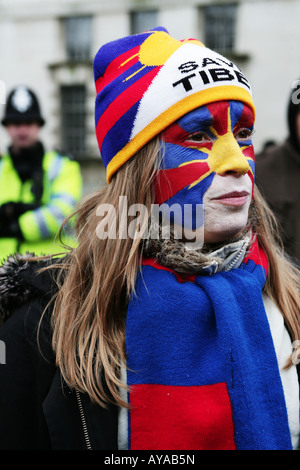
{"left": 1, "top": 85, "right": 45, "bottom": 126}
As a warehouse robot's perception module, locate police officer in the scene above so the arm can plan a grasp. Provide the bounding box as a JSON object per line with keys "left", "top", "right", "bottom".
{"left": 0, "top": 85, "right": 82, "bottom": 262}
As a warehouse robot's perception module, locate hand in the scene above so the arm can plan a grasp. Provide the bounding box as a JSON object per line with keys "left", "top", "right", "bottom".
{"left": 0, "top": 220, "right": 23, "bottom": 239}
{"left": 0, "top": 202, "right": 40, "bottom": 220}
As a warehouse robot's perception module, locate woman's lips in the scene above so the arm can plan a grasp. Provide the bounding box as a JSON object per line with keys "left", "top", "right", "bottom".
{"left": 211, "top": 191, "right": 250, "bottom": 206}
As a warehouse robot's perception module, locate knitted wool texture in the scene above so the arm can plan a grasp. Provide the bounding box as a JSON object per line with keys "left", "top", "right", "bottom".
{"left": 93, "top": 27, "right": 255, "bottom": 182}
{"left": 126, "top": 239, "right": 293, "bottom": 450}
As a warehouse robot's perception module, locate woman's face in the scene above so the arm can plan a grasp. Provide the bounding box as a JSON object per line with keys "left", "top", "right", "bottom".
{"left": 156, "top": 100, "right": 255, "bottom": 244}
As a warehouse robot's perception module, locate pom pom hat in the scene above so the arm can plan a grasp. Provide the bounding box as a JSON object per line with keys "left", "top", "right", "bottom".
{"left": 94, "top": 27, "right": 255, "bottom": 182}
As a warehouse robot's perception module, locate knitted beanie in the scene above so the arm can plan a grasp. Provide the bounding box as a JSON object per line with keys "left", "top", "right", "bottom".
{"left": 93, "top": 27, "right": 255, "bottom": 182}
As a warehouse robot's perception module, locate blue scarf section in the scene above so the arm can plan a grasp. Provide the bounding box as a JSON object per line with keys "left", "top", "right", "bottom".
{"left": 126, "top": 240, "right": 292, "bottom": 450}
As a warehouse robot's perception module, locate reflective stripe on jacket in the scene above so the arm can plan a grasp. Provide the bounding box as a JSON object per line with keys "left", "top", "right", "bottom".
{"left": 0, "top": 151, "right": 82, "bottom": 261}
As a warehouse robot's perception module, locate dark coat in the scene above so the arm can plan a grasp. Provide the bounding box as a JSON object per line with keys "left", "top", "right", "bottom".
{"left": 1, "top": 256, "right": 299, "bottom": 450}
{"left": 255, "top": 138, "right": 300, "bottom": 264}
{"left": 0, "top": 255, "right": 118, "bottom": 450}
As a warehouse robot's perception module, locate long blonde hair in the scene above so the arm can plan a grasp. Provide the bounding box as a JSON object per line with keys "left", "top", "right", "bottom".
{"left": 49, "top": 138, "right": 300, "bottom": 407}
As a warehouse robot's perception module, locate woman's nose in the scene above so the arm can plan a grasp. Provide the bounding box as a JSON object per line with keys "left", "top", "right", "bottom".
{"left": 211, "top": 132, "right": 251, "bottom": 176}
{"left": 217, "top": 154, "right": 251, "bottom": 176}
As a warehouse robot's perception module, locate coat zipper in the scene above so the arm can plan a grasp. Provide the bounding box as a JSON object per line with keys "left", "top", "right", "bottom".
{"left": 75, "top": 390, "right": 92, "bottom": 450}
{"left": 224, "top": 244, "right": 248, "bottom": 272}
{"left": 225, "top": 252, "right": 242, "bottom": 271}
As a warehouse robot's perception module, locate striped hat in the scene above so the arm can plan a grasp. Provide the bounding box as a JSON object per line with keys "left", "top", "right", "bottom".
{"left": 93, "top": 27, "right": 255, "bottom": 182}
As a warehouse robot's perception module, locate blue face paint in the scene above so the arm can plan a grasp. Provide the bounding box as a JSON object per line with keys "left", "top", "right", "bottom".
{"left": 156, "top": 100, "right": 255, "bottom": 231}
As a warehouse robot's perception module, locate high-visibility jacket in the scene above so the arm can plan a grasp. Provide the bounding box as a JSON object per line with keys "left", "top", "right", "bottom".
{"left": 0, "top": 150, "right": 82, "bottom": 262}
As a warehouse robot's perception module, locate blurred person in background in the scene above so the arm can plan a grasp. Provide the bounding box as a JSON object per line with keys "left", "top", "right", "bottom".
{"left": 256, "top": 81, "right": 300, "bottom": 265}
{"left": 0, "top": 85, "right": 82, "bottom": 262}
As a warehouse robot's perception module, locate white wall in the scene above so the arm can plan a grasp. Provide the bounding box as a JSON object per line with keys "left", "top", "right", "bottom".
{"left": 0, "top": 16, "right": 61, "bottom": 150}
{"left": 0, "top": 0, "right": 299, "bottom": 163}
{"left": 237, "top": 0, "right": 300, "bottom": 152}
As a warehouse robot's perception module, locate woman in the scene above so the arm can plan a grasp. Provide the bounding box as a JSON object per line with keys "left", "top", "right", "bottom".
{"left": 0, "top": 27, "right": 299, "bottom": 450}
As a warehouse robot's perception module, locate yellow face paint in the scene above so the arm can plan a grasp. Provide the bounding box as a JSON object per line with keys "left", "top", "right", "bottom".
{"left": 157, "top": 100, "right": 255, "bottom": 205}
{"left": 180, "top": 106, "right": 253, "bottom": 189}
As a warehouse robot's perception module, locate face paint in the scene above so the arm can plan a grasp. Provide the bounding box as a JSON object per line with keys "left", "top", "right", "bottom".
{"left": 155, "top": 100, "right": 255, "bottom": 240}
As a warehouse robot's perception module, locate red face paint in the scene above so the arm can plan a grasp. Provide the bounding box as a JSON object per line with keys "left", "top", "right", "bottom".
{"left": 156, "top": 100, "right": 255, "bottom": 205}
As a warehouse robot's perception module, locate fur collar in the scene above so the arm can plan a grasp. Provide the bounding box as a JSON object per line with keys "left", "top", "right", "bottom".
{"left": 143, "top": 231, "right": 251, "bottom": 276}
{"left": 0, "top": 233, "right": 251, "bottom": 327}
{"left": 0, "top": 253, "right": 59, "bottom": 326}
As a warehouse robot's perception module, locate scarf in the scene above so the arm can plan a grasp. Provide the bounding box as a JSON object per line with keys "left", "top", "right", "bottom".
{"left": 125, "top": 235, "right": 293, "bottom": 450}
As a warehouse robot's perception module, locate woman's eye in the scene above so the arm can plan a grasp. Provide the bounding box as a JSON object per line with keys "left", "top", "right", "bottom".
{"left": 185, "top": 132, "right": 211, "bottom": 143}
{"left": 235, "top": 128, "right": 253, "bottom": 140}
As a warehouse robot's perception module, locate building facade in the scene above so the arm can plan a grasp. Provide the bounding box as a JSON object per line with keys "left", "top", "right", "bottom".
{"left": 0, "top": 0, "right": 299, "bottom": 193}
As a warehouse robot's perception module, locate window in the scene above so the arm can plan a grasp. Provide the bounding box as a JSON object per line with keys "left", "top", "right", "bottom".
{"left": 130, "top": 10, "right": 158, "bottom": 35}
{"left": 64, "top": 16, "right": 92, "bottom": 62}
{"left": 204, "top": 4, "right": 237, "bottom": 53}
{"left": 60, "top": 85, "right": 86, "bottom": 158}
